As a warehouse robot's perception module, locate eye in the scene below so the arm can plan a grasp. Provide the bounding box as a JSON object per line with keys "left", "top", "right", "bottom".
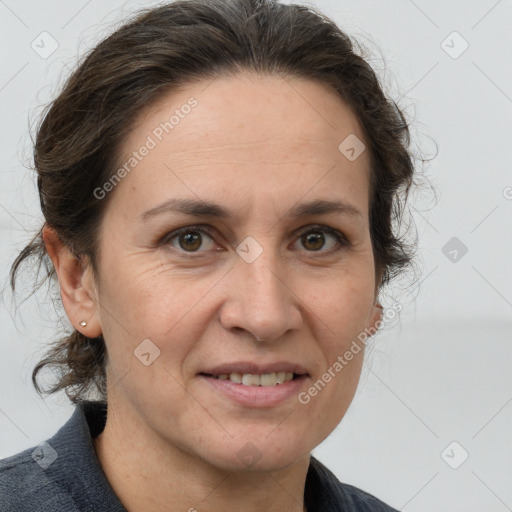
{"left": 160, "top": 223, "right": 348, "bottom": 257}
{"left": 292, "top": 224, "right": 348, "bottom": 255}
{"left": 163, "top": 225, "right": 219, "bottom": 253}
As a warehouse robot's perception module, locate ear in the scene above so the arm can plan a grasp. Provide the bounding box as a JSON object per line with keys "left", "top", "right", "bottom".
{"left": 42, "top": 225, "right": 102, "bottom": 337}
{"left": 367, "top": 302, "right": 384, "bottom": 336}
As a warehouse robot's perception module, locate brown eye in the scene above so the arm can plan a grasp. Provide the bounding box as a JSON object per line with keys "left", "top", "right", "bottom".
{"left": 301, "top": 231, "right": 326, "bottom": 251}
{"left": 161, "top": 224, "right": 347, "bottom": 257}
{"left": 294, "top": 225, "right": 347, "bottom": 255}
{"left": 179, "top": 231, "right": 202, "bottom": 251}
{"left": 166, "top": 227, "right": 216, "bottom": 253}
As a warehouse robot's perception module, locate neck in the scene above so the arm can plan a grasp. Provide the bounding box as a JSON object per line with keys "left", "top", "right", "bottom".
{"left": 92, "top": 394, "right": 309, "bottom": 512}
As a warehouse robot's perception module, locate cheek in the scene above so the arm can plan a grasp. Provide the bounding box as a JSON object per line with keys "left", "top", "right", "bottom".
{"left": 98, "top": 260, "right": 220, "bottom": 373}
{"left": 298, "top": 278, "right": 372, "bottom": 440}
{"left": 304, "top": 266, "right": 375, "bottom": 402}
{"left": 101, "top": 254, "right": 200, "bottom": 329}
{"left": 311, "top": 264, "right": 376, "bottom": 335}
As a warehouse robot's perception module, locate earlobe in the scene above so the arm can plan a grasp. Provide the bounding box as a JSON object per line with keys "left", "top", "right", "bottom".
{"left": 368, "top": 303, "right": 384, "bottom": 335}
{"left": 42, "top": 225, "right": 102, "bottom": 337}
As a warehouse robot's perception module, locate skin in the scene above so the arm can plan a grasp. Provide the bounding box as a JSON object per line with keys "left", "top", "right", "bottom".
{"left": 44, "top": 73, "right": 383, "bottom": 512}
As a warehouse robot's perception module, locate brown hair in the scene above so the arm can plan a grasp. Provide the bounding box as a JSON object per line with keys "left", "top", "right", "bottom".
{"left": 10, "top": 0, "right": 421, "bottom": 404}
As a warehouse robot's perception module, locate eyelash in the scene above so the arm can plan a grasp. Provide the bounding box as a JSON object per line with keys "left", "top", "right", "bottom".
{"left": 159, "top": 223, "right": 349, "bottom": 258}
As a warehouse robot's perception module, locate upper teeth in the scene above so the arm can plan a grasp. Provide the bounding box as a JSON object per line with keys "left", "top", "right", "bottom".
{"left": 214, "top": 372, "right": 294, "bottom": 386}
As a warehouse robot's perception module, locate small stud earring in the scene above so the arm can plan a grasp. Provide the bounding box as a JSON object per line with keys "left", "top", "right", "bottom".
{"left": 79, "top": 320, "right": 87, "bottom": 327}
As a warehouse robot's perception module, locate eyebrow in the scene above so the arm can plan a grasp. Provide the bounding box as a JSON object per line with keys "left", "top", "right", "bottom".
{"left": 140, "top": 197, "right": 363, "bottom": 221}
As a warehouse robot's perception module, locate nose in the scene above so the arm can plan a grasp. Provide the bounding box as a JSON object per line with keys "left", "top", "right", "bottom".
{"left": 219, "top": 252, "right": 303, "bottom": 343}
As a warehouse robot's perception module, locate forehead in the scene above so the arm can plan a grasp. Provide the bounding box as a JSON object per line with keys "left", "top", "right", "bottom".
{"left": 109, "top": 73, "right": 370, "bottom": 220}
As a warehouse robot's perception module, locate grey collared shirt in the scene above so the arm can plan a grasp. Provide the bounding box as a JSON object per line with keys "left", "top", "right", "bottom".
{"left": 0, "top": 401, "right": 399, "bottom": 511}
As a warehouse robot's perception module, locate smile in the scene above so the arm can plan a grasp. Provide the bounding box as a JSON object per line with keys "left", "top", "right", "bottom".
{"left": 202, "top": 372, "right": 296, "bottom": 386}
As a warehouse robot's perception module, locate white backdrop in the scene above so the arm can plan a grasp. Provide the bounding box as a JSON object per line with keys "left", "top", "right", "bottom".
{"left": 1, "top": 1, "right": 511, "bottom": 511}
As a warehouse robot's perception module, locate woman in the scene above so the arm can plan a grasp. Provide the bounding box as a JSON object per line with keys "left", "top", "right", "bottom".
{"left": 1, "top": 0, "right": 417, "bottom": 510}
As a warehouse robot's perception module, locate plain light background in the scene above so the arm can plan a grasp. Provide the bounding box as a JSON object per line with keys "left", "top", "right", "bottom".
{"left": 1, "top": 1, "right": 511, "bottom": 511}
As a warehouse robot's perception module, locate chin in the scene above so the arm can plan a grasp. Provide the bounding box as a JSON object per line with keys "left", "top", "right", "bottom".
{"left": 196, "top": 429, "right": 314, "bottom": 474}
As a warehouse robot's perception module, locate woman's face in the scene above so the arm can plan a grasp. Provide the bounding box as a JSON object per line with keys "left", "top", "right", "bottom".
{"left": 91, "top": 73, "right": 381, "bottom": 471}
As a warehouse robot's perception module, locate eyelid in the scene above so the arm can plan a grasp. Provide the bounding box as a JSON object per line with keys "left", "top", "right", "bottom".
{"left": 159, "top": 223, "right": 349, "bottom": 257}
{"left": 295, "top": 223, "right": 348, "bottom": 242}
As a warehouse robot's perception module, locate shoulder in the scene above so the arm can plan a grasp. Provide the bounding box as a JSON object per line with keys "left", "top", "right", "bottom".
{"left": 0, "top": 401, "right": 125, "bottom": 512}
{"left": 307, "top": 456, "right": 400, "bottom": 512}
{"left": 0, "top": 446, "right": 80, "bottom": 512}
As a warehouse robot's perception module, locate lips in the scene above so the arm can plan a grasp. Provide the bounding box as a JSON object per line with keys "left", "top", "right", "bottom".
{"left": 198, "top": 362, "right": 310, "bottom": 407}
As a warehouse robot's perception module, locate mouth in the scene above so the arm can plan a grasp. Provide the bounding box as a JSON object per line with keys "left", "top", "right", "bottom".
{"left": 197, "top": 363, "right": 310, "bottom": 407}
{"left": 199, "top": 372, "right": 304, "bottom": 386}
